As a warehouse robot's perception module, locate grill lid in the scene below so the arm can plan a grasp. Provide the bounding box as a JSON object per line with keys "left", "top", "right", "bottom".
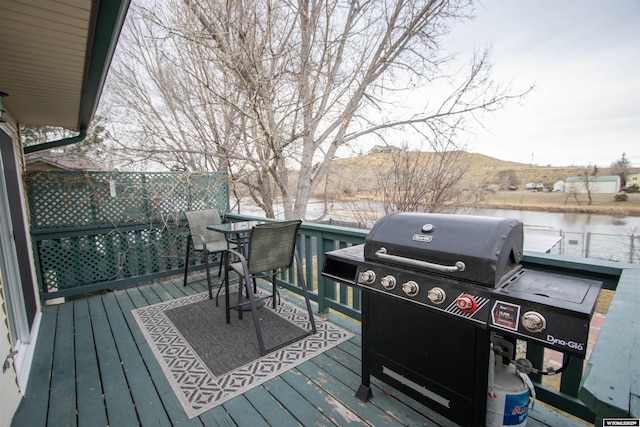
{"left": 364, "top": 212, "right": 523, "bottom": 287}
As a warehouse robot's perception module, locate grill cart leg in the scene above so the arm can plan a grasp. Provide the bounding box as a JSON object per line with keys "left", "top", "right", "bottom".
{"left": 356, "top": 291, "right": 373, "bottom": 401}
{"left": 356, "top": 384, "right": 373, "bottom": 402}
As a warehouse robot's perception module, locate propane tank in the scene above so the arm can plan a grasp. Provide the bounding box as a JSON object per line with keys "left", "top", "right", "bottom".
{"left": 487, "top": 345, "right": 532, "bottom": 427}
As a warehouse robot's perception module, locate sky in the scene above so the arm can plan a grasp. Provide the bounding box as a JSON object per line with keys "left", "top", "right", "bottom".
{"left": 443, "top": 0, "right": 640, "bottom": 167}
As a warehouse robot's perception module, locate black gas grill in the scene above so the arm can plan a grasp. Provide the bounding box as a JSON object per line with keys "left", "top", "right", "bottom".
{"left": 322, "top": 212, "right": 602, "bottom": 426}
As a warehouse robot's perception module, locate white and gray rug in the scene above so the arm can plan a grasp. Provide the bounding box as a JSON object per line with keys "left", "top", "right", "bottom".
{"left": 132, "top": 289, "right": 353, "bottom": 419}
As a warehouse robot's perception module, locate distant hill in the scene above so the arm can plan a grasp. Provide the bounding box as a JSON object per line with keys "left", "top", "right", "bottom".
{"left": 313, "top": 151, "right": 637, "bottom": 199}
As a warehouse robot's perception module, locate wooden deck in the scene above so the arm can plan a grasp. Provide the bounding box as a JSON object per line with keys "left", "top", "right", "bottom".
{"left": 11, "top": 273, "right": 588, "bottom": 427}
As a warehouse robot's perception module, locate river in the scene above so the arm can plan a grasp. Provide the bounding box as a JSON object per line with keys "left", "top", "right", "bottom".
{"left": 238, "top": 198, "right": 640, "bottom": 263}
{"left": 468, "top": 208, "right": 640, "bottom": 235}
{"left": 465, "top": 208, "right": 639, "bottom": 263}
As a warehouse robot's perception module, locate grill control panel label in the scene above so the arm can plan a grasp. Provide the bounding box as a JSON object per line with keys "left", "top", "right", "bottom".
{"left": 491, "top": 301, "right": 521, "bottom": 331}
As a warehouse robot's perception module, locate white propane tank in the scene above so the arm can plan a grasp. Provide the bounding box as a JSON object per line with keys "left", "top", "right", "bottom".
{"left": 487, "top": 352, "right": 532, "bottom": 427}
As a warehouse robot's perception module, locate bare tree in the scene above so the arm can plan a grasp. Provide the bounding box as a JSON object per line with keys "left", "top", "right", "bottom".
{"left": 376, "top": 139, "right": 469, "bottom": 214}
{"left": 583, "top": 165, "right": 599, "bottom": 206}
{"left": 497, "top": 169, "right": 518, "bottom": 190}
{"left": 106, "top": 0, "right": 531, "bottom": 219}
{"left": 610, "top": 153, "right": 631, "bottom": 190}
{"left": 564, "top": 185, "right": 582, "bottom": 206}
{"left": 564, "top": 165, "right": 599, "bottom": 206}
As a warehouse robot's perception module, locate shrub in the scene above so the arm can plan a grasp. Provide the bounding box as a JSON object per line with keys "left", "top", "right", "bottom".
{"left": 614, "top": 193, "right": 628, "bottom": 202}
{"left": 625, "top": 184, "right": 639, "bottom": 193}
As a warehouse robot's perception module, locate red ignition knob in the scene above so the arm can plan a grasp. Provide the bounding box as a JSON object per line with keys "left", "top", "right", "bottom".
{"left": 455, "top": 294, "right": 478, "bottom": 313}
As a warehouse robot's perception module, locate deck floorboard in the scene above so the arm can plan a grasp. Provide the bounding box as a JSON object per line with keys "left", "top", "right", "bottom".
{"left": 11, "top": 305, "right": 55, "bottom": 427}
{"left": 74, "top": 298, "right": 109, "bottom": 427}
{"left": 11, "top": 273, "right": 588, "bottom": 426}
{"left": 48, "top": 301, "right": 76, "bottom": 426}
{"left": 88, "top": 295, "right": 140, "bottom": 426}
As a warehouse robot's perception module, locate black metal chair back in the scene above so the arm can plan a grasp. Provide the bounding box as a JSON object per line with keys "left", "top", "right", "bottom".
{"left": 184, "top": 209, "right": 226, "bottom": 250}
{"left": 183, "top": 209, "right": 228, "bottom": 298}
{"left": 246, "top": 220, "right": 301, "bottom": 274}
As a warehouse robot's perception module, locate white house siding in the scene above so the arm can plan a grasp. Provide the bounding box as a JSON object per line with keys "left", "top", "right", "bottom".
{"left": 627, "top": 173, "right": 640, "bottom": 188}
{"left": 0, "top": 117, "right": 40, "bottom": 427}
{"left": 0, "top": 277, "right": 21, "bottom": 427}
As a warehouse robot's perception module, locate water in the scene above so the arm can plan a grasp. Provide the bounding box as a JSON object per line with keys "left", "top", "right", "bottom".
{"left": 239, "top": 198, "right": 640, "bottom": 263}
{"left": 467, "top": 208, "right": 640, "bottom": 235}
{"left": 466, "top": 209, "right": 640, "bottom": 263}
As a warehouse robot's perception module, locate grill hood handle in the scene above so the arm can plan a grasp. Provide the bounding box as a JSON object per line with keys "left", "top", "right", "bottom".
{"left": 375, "top": 247, "right": 466, "bottom": 273}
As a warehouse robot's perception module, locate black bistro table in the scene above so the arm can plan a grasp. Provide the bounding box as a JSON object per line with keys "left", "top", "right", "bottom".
{"left": 207, "top": 220, "right": 267, "bottom": 322}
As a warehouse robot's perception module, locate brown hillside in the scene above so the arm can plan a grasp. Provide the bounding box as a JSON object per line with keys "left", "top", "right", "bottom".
{"left": 312, "top": 151, "right": 640, "bottom": 216}
{"left": 318, "top": 151, "right": 626, "bottom": 196}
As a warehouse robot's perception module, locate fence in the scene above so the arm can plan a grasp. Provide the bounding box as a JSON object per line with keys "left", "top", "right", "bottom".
{"left": 527, "top": 227, "right": 640, "bottom": 264}
{"left": 26, "top": 171, "right": 229, "bottom": 299}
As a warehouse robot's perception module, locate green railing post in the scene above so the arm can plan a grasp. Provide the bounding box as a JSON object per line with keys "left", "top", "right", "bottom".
{"left": 559, "top": 354, "right": 583, "bottom": 397}
{"left": 526, "top": 342, "right": 544, "bottom": 384}
{"left": 303, "top": 235, "right": 315, "bottom": 295}
{"left": 317, "top": 236, "right": 334, "bottom": 314}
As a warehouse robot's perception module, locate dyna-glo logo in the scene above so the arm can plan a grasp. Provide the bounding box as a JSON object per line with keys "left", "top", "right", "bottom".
{"left": 547, "top": 334, "right": 585, "bottom": 352}
{"left": 412, "top": 234, "right": 433, "bottom": 242}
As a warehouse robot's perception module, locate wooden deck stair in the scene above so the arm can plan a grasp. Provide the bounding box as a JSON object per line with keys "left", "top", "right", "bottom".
{"left": 11, "top": 273, "right": 589, "bottom": 426}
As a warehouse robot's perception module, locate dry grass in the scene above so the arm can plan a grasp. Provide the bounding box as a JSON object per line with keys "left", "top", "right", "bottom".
{"left": 595, "top": 289, "right": 614, "bottom": 315}
{"left": 474, "top": 190, "right": 640, "bottom": 217}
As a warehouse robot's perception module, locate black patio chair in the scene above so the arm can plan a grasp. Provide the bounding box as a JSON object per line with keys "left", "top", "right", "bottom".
{"left": 183, "top": 209, "right": 228, "bottom": 299}
{"left": 225, "top": 219, "right": 317, "bottom": 356}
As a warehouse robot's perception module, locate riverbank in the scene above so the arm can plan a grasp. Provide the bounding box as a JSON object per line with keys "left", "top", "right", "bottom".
{"left": 324, "top": 191, "right": 640, "bottom": 222}
{"left": 468, "top": 191, "right": 640, "bottom": 217}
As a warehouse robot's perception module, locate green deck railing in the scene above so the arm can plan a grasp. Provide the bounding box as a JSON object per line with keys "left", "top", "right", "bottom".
{"left": 518, "top": 253, "right": 625, "bottom": 423}
{"left": 579, "top": 267, "right": 640, "bottom": 424}
{"left": 28, "top": 206, "right": 633, "bottom": 423}
{"left": 223, "top": 213, "right": 369, "bottom": 320}
{"left": 26, "top": 170, "right": 229, "bottom": 299}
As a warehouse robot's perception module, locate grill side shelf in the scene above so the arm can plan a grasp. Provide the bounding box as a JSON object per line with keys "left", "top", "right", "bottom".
{"left": 321, "top": 245, "right": 366, "bottom": 286}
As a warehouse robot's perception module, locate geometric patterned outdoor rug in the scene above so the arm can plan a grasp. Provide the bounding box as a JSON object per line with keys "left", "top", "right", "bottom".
{"left": 132, "top": 289, "right": 353, "bottom": 419}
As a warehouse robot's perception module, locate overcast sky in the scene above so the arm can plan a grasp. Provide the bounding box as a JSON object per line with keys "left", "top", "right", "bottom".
{"left": 444, "top": 0, "right": 640, "bottom": 167}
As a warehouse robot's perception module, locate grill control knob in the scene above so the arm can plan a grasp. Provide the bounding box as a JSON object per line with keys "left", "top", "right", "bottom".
{"left": 427, "top": 287, "right": 446, "bottom": 304}
{"left": 522, "top": 311, "right": 546, "bottom": 333}
{"left": 381, "top": 275, "right": 396, "bottom": 290}
{"left": 360, "top": 270, "right": 376, "bottom": 285}
{"left": 402, "top": 281, "right": 419, "bottom": 297}
{"left": 455, "top": 294, "right": 478, "bottom": 313}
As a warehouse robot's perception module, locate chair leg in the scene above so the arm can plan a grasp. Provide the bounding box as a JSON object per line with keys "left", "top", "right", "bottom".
{"left": 183, "top": 238, "right": 192, "bottom": 287}
{"left": 270, "top": 274, "right": 277, "bottom": 309}
{"left": 223, "top": 251, "right": 231, "bottom": 324}
{"left": 242, "top": 275, "right": 267, "bottom": 356}
{"left": 237, "top": 276, "right": 245, "bottom": 320}
{"left": 226, "top": 271, "right": 250, "bottom": 322}
{"left": 204, "top": 249, "right": 213, "bottom": 300}
{"left": 295, "top": 250, "right": 317, "bottom": 335}
{"left": 214, "top": 253, "right": 225, "bottom": 306}
{"left": 215, "top": 280, "right": 224, "bottom": 306}
{"left": 249, "top": 252, "right": 315, "bottom": 356}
